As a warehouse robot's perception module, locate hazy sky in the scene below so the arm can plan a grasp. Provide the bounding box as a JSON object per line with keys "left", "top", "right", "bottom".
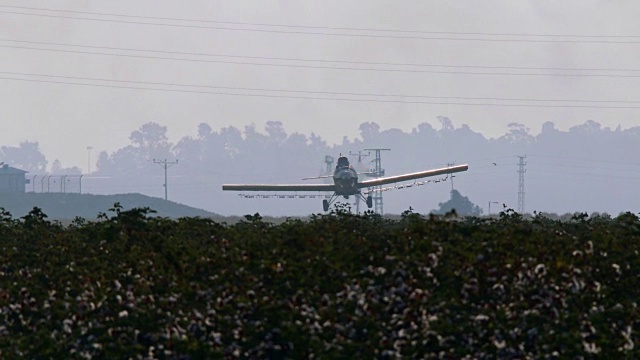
{"left": 1, "top": 1, "right": 639, "bottom": 170}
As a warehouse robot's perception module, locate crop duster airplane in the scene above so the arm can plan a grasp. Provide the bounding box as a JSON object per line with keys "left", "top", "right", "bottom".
{"left": 222, "top": 156, "right": 469, "bottom": 211}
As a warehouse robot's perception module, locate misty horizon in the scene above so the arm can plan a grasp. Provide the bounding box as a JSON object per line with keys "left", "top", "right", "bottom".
{"left": 3, "top": 2, "right": 640, "bottom": 168}
{"left": 2, "top": 117, "right": 639, "bottom": 217}
{"left": 2, "top": 1, "right": 639, "bottom": 216}
{"left": 1, "top": 117, "right": 636, "bottom": 173}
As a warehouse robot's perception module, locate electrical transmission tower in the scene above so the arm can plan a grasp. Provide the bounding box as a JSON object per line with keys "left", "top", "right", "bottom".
{"left": 365, "top": 148, "right": 390, "bottom": 214}
{"left": 324, "top": 155, "right": 334, "bottom": 175}
{"left": 517, "top": 155, "right": 526, "bottom": 213}
{"left": 153, "top": 159, "right": 179, "bottom": 201}
{"left": 349, "top": 150, "right": 371, "bottom": 214}
{"left": 447, "top": 162, "right": 456, "bottom": 191}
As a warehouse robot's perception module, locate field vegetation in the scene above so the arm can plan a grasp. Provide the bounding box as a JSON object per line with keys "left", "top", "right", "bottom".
{"left": 0, "top": 204, "right": 639, "bottom": 358}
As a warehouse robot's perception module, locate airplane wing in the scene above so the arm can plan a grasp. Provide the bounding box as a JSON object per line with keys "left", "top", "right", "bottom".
{"left": 222, "top": 184, "right": 335, "bottom": 192}
{"left": 358, "top": 164, "right": 468, "bottom": 188}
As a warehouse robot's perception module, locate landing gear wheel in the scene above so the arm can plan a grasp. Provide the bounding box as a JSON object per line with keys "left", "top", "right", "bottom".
{"left": 366, "top": 196, "right": 373, "bottom": 209}
{"left": 323, "top": 199, "right": 330, "bottom": 212}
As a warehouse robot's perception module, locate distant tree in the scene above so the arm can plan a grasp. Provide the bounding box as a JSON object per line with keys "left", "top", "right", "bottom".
{"left": 51, "top": 160, "right": 62, "bottom": 173}
{"left": 308, "top": 132, "right": 328, "bottom": 154}
{"left": 434, "top": 189, "right": 483, "bottom": 216}
{"left": 378, "top": 128, "right": 409, "bottom": 145}
{"left": 569, "top": 120, "right": 602, "bottom": 134}
{"left": 95, "top": 122, "right": 174, "bottom": 174}
{"left": 197, "top": 123, "right": 212, "bottom": 139}
{"left": 51, "top": 159, "right": 82, "bottom": 175}
{"left": 624, "top": 125, "right": 640, "bottom": 137}
{"left": 129, "top": 122, "right": 172, "bottom": 161}
{"left": 95, "top": 151, "right": 112, "bottom": 174}
{"left": 412, "top": 122, "right": 436, "bottom": 136}
{"left": 359, "top": 122, "right": 380, "bottom": 142}
{"left": 0, "top": 141, "right": 48, "bottom": 173}
{"left": 220, "top": 126, "right": 243, "bottom": 159}
{"left": 172, "top": 136, "right": 201, "bottom": 170}
{"left": 265, "top": 121, "right": 287, "bottom": 144}
{"left": 539, "top": 121, "right": 559, "bottom": 136}
{"left": 438, "top": 116, "right": 455, "bottom": 132}
{"left": 500, "top": 123, "right": 535, "bottom": 144}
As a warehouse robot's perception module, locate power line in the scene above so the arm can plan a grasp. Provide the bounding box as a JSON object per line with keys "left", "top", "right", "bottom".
{"left": 1, "top": 5, "right": 639, "bottom": 40}
{"left": 527, "top": 169, "right": 640, "bottom": 182}
{"left": 4, "top": 75, "right": 640, "bottom": 109}
{"left": 7, "top": 40, "right": 640, "bottom": 78}
{"left": 8, "top": 44, "right": 640, "bottom": 79}
{"left": 527, "top": 161, "right": 640, "bottom": 173}
{"left": 7, "top": 44, "right": 640, "bottom": 79}
{"left": 4, "top": 70, "right": 640, "bottom": 104}
{"left": 2, "top": 10, "right": 640, "bottom": 44}
{"left": 529, "top": 154, "right": 640, "bottom": 166}
{"left": 3, "top": 39, "right": 640, "bottom": 73}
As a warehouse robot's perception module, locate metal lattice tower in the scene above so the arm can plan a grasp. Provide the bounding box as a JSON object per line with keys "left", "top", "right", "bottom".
{"left": 447, "top": 162, "right": 455, "bottom": 191}
{"left": 324, "top": 156, "right": 334, "bottom": 175}
{"left": 349, "top": 151, "right": 371, "bottom": 214}
{"left": 365, "top": 148, "right": 390, "bottom": 214}
{"left": 517, "top": 155, "right": 526, "bottom": 213}
{"left": 349, "top": 150, "right": 370, "bottom": 165}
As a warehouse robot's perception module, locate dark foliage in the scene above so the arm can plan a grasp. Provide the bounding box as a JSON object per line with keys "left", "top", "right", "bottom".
{"left": 434, "top": 189, "right": 483, "bottom": 216}
{"left": 0, "top": 205, "right": 639, "bottom": 358}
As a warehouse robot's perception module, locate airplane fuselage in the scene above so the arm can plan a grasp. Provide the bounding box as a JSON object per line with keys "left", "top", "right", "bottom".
{"left": 333, "top": 166, "right": 359, "bottom": 197}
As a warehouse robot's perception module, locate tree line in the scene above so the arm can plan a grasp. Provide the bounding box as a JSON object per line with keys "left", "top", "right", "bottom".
{"left": 2, "top": 117, "right": 639, "bottom": 215}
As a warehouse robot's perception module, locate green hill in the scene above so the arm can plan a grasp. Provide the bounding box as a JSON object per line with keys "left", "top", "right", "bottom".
{"left": 0, "top": 193, "right": 216, "bottom": 220}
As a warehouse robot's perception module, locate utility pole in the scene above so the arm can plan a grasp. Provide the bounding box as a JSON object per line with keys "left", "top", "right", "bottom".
{"left": 517, "top": 155, "right": 526, "bottom": 214}
{"left": 365, "top": 148, "right": 390, "bottom": 214}
{"left": 153, "top": 159, "right": 179, "bottom": 201}
{"left": 349, "top": 150, "right": 371, "bottom": 214}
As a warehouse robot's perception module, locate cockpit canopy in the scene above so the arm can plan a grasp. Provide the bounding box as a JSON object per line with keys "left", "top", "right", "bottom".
{"left": 336, "top": 156, "right": 350, "bottom": 168}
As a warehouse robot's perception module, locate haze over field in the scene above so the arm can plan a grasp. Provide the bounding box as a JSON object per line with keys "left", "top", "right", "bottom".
{"left": 1, "top": 1, "right": 639, "bottom": 216}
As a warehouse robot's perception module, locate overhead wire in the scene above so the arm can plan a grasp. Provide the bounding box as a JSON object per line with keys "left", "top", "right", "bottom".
{"left": 529, "top": 154, "right": 640, "bottom": 166}
{"left": 527, "top": 161, "right": 640, "bottom": 173}
{"left": 1, "top": 5, "right": 640, "bottom": 41}
{"left": 5, "top": 43, "right": 640, "bottom": 78}
{"left": 526, "top": 169, "right": 640, "bottom": 182}
{"left": 2, "top": 9, "right": 640, "bottom": 112}
{"left": 3, "top": 70, "right": 640, "bottom": 104}
{"left": 4, "top": 74, "right": 640, "bottom": 109}
{"left": 2, "top": 4, "right": 639, "bottom": 39}
{"left": 3, "top": 39, "right": 640, "bottom": 73}
{"left": 2, "top": 9, "right": 640, "bottom": 44}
